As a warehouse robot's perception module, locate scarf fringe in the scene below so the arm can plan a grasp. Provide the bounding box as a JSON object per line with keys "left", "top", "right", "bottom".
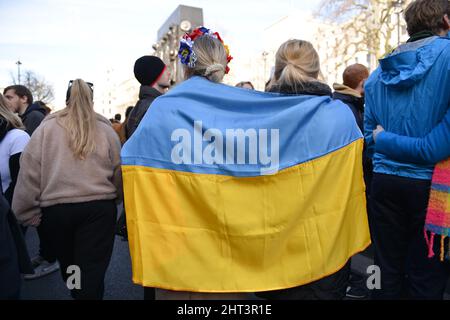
{"left": 424, "top": 229, "right": 449, "bottom": 262}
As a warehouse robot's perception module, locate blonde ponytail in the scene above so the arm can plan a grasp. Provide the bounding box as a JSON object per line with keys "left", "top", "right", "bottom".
{"left": 272, "top": 40, "right": 322, "bottom": 91}
{"left": 57, "top": 79, "right": 97, "bottom": 159}
{"left": 204, "top": 63, "right": 225, "bottom": 83}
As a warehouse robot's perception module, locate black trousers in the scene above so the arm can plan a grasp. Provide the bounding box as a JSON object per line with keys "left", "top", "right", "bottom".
{"left": 40, "top": 200, "right": 117, "bottom": 300}
{"left": 0, "top": 195, "right": 21, "bottom": 300}
{"left": 370, "top": 173, "right": 450, "bottom": 300}
{"left": 255, "top": 261, "right": 351, "bottom": 300}
{"left": 37, "top": 224, "right": 57, "bottom": 263}
{"left": 144, "top": 287, "right": 155, "bottom": 300}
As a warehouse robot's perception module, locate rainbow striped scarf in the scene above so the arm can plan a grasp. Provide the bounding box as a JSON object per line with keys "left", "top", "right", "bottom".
{"left": 424, "top": 158, "right": 450, "bottom": 261}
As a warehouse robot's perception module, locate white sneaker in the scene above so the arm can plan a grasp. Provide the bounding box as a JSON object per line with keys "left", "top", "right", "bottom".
{"left": 24, "top": 260, "right": 60, "bottom": 280}
{"left": 30, "top": 255, "right": 45, "bottom": 268}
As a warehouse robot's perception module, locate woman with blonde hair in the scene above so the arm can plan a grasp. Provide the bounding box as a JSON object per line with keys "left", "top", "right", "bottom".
{"left": 122, "top": 31, "right": 368, "bottom": 301}
{"left": 179, "top": 27, "right": 232, "bottom": 84}
{"left": 256, "top": 39, "right": 353, "bottom": 300}
{"left": 267, "top": 40, "right": 327, "bottom": 94}
{"left": 0, "top": 93, "right": 29, "bottom": 204}
{"left": 0, "top": 94, "right": 33, "bottom": 300}
{"left": 12, "top": 79, "right": 122, "bottom": 300}
{"left": 146, "top": 27, "right": 241, "bottom": 300}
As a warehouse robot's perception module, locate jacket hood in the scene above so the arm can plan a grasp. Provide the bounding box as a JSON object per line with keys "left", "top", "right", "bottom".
{"left": 332, "top": 92, "right": 364, "bottom": 113}
{"left": 378, "top": 36, "right": 449, "bottom": 89}
{"left": 332, "top": 83, "right": 362, "bottom": 98}
{"left": 22, "top": 102, "right": 47, "bottom": 118}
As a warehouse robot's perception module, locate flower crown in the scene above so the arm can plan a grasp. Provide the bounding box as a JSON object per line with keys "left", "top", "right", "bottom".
{"left": 178, "top": 26, "right": 233, "bottom": 74}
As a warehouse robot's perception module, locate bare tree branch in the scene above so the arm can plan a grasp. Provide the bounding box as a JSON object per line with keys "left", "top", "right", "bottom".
{"left": 317, "top": 0, "right": 411, "bottom": 79}
{"left": 10, "top": 70, "right": 54, "bottom": 103}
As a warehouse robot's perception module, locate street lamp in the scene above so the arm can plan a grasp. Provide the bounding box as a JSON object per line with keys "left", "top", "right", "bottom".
{"left": 16, "top": 60, "right": 22, "bottom": 84}
{"left": 392, "top": 0, "right": 405, "bottom": 45}
{"left": 262, "top": 51, "right": 269, "bottom": 81}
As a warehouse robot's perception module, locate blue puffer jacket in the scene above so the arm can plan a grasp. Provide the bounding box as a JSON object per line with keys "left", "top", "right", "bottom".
{"left": 364, "top": 35, "right": 450, "bottom": 180}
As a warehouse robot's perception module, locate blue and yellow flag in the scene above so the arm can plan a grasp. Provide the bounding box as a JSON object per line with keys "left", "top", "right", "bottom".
{"left": 121, "top": 76, "right": 370, "bottom": 293}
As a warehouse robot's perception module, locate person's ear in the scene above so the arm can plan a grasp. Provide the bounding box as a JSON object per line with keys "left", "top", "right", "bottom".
{"left": 361, "top": 79, "right": 366, "bottom": 88}
{"left": 444, "top": 14, "right": 450, "bottom": 31}
{"left": 357, "top": 79, "right": 365, "bottom": 89}
{"left": 356, "top": 79, "right": 366, "bottom": 96}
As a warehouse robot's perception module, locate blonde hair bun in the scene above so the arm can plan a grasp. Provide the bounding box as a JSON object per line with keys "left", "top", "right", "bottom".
{"left": 184, "top": 35, "right": 228, "bottom": 83}
{"left": 204, "top": 63, "right": 225, "bottom": 82}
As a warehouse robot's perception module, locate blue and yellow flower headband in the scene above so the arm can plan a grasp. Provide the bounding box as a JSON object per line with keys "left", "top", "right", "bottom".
{"left": 178, "top": 26, "right": 233, "bottom": 74}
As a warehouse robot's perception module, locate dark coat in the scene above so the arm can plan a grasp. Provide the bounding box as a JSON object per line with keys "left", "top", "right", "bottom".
{"left": 0, "top": 193, "right": 33, "bottom": 299}
{"left": 119, "top": 86, "right": 162, "bottom": 241}
{"left": 20, "top": 103, "right": 46, "bottom": 136}
{"left": 125, "top": 86, "right": 162, "bottom": 139}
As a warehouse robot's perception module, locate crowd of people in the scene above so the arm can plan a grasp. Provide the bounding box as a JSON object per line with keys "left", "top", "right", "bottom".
{"left": 0, "top": 0, "right": 449, "bottom": 300}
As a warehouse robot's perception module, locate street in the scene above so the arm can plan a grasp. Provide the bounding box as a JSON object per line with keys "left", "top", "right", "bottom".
{"left": 21, "top": 227, "right": 143, "bottom": 300}
{"left": 21, "top": 227, "right": 450, "bottom": 300}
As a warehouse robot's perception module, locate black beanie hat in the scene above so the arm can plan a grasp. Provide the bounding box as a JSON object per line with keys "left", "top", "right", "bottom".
{"left": 134, "top": 56, "right": 166, "bottom": 86}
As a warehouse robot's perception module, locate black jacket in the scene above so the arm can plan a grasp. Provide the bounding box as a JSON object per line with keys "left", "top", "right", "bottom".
{"left": 20, "top": 103, "right": 46, "bottom": 136}
{"left": 0, "top": 191, "right": 33, "bottom": 299}
{"left": 125, "top": 86, "right": 162, "bottom": 139}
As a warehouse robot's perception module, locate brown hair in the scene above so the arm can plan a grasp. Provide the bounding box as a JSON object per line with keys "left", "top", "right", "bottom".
{"left": 343, "top": 64, "right": 369, "bottom": 90}
{"left": 405, "top": 0, "right": 450, "bottom": 36}
{"left": 3, "top": 85, "right": 33, "bottom": 105}
{"left": 184, "top": 35, "right": 228, "bottom": 83}
{"left": 272, "top": 39, "right": 322, "bottom": 91}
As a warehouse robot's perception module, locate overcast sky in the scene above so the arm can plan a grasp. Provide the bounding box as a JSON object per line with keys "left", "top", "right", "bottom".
{"left": 0, "top": 0, "right": 319, "bottom": 108}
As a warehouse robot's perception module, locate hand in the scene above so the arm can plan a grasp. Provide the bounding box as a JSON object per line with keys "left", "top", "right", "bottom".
{"left": 373, "top": 125, "right": 385, "bottom": 143}
{"left": 24, "top": 214, "right": 42, "bottom": 227}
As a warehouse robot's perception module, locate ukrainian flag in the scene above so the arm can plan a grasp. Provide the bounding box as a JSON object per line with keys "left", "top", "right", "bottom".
{"left": 121, "top": 76, "right": 370, "bottom": 293}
